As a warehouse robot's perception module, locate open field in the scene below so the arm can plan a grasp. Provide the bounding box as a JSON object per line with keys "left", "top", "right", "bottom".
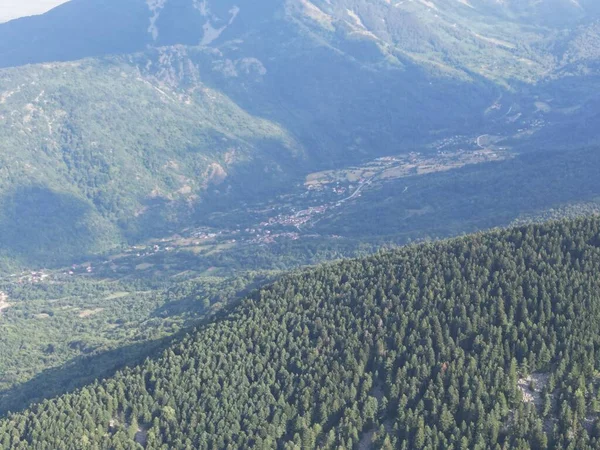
{"left": 306, "top": 146, "right": 512, "bottom": 190}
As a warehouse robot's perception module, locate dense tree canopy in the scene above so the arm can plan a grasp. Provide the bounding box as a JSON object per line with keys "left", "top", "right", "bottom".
{"left": 3, "top": 217, "right": 600, "bottom": 449}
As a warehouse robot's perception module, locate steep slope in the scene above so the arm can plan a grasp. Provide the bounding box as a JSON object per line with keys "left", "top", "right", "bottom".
{"left": 1, "top": 0, "right": 600, "bottom": 269}
{"left": 0, "top": 0, "right": 149, "bottom": 68}
{"left": 0, "top": 3, "right": 500, "bottom": 268}
{"left": 3, "top": 218, "right": 600, "bottom": 448}
{"left": 0, "top": 55, "right": 301, "bottom": 267}
{"left": 0, "top": 45, "right": 496, "bottom": 268}
{"left": 0, "top": 0, "right": 280, "bottom": 69}
{"left": 3, "top": 0, "right": 600, "bottom": 81}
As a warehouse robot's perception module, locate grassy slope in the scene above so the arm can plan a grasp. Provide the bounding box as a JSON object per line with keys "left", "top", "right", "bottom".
{"left": 0, "top": 56, "right": 300, "bottom": 267}
{"left": 1, "top": 0, "right": 600, "bottom": 270}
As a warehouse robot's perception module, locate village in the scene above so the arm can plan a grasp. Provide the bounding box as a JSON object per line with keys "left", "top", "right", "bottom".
{"left": 0, "top": 138, "right": 514, "bottom": 285}
{"left": 0, "top": 291, "right": 10, "bottom": 315}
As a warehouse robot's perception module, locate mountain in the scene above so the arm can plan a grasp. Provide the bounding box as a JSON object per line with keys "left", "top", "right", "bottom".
{"left": 3, "top": 2, "right": 600, "bottom": 447}
{"left": 3, "top": 0, "right": 600, "bottom": 79}
{"left": 3, "top": 218, "right": 600, "bottom": 448}
{"left": 0, "top": 0, "right": 481, "bottom": 267}
{"left": 0, "top": 0, "right": 600, "bottom": 269}
{"left": 0, "top": 54, "right": 304, "bottom": 267}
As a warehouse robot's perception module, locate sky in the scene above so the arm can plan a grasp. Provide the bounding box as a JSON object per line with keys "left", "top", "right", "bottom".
{"left": 0, "top": 0, "right": 70, "bottom": 23}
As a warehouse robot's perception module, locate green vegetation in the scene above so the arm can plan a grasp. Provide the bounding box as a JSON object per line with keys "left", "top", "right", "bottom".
{"left": 2, "top": 3, "right": 600, "bottom": 448}
{"left": 0, "top": 55, "right": 299, "bottom": 268}
{"left": 0, "top": 271, "right": 271, "bottom": 416}
{"left": 2, "top": 218, "right": 600, "bottom": 448}
{"left": 1, "top": 0, "right": 600, "bottom": 272}
{"left": 316, "top": 146, "right": 600, "bottom": 243}
{"left": 0, "top": 235, "right": 383, "bottom": 415}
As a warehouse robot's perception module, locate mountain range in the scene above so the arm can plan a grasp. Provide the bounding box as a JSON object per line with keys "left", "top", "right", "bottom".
{"left": 0, "top": 0, "right": 599, "bottom": 268}
{"left": 1, "top": 1, "right": 600, "bottom": 441}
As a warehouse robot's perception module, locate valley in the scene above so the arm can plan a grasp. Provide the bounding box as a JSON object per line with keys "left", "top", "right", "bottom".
{"left": 0, "top": 1, "right": 600, "bottom": 447}
{"left": 0, "top": 98, "right": 588, "bottom": 415}
{"left": 12, "top": 133, "right": 513, "bottom": 278}
{"left": 5, "top": 218, "right": 600, "bottom": 448}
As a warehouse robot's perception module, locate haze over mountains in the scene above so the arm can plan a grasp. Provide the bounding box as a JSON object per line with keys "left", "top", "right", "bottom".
{"left": 3, "top": 0, "right": 600, "bottom": 74}
{"left": 1, "top": 1, "right": 600, "bottom": 445}
{"left": 0, "top": 0, "right": 599, "bottom": 267}
{"left": 0, "top": 0, "right": 68, "bottom": 23}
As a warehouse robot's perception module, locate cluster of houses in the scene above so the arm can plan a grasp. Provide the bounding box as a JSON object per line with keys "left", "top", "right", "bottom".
{"left": 15, "top": 271, "right": 51, "bottom": 283}
{"left": 259, "top": 204, "right": 329, "bottom": 229}
{"left": 248, "top": 232, "right": 300, "bottom": 245}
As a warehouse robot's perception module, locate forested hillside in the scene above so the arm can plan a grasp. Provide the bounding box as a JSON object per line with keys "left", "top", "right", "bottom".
{"left": 0, "top": 55, "right": 301, "bottom": 267}
{"left": 2, "top": 0, "right": 600, "bottom": 269}
{"left": 3, "top": 217, "right": 600, "bottom": 449}
{"left": 2, "top": 2, "right": 600, "bottom": 447}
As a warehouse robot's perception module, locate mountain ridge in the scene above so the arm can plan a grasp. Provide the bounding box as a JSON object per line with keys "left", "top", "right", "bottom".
{"left": 0, "top": 0, "right": 600, "bottom": 269}
{"left": 3, "top": 217, "right": 600, "bottom": 448}
{"left": 2, "top": 0, "right": 600, "bottom": 81}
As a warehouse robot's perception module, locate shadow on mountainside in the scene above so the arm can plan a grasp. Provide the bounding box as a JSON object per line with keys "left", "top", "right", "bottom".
{"left": 0, "top": 0, "right": 151, "bottom": 69}
{"left": 314, "top": 146, "right": 600, "bottom": 240}
{"left": 0, "top": 292, "right": 251, "bottom": 417}
{"left": 0, "top": 186, "right": 117, "bottom": 269}
{"left": 0, "top": 331, "right": 179, "bottom": 416}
